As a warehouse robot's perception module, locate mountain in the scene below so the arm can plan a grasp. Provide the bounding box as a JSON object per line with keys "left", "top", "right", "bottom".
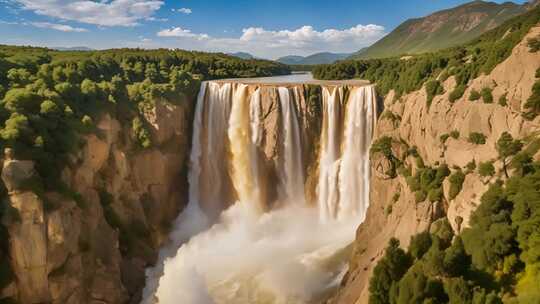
{"left": 53, "top": 46, "right": 94, "bottom": 51}
{"left": 277, "top": 52, "right": 351, "bottom": 65}
{"left": 351, "top": 0, "right": 530, "bottom": 59}
{"left": 228, "top": 52, "right": 256, "bottom": 59}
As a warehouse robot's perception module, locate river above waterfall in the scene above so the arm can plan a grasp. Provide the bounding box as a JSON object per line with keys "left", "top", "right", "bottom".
{"left": 219, "top": 72, "right": 370, "bottom": 86}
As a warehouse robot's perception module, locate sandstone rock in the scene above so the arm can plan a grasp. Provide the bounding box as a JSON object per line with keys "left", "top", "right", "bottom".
{"left": 1, "top": 159, "right": 36, "bottom": 193}
{"left": 7, "top": 191, "right": 49, "bottom": 303}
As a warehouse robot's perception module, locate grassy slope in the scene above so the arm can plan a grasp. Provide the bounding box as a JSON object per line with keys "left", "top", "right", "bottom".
{"left": 351, "top": 1, "right": 527, "bottom": 60}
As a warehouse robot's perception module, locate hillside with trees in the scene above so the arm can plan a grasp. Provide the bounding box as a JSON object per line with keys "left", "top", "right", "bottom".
{"left": 314, "top": 5, "right": 540, "bottom": 120}
{"left": 0, "top": 46, "right": 289, "bottom": 190}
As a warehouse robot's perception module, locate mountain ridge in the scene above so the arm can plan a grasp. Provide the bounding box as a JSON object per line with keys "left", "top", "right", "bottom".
{"left": 350, "top": 0, "right": 531, "bottom": 59}
{"left": 277, "top": 52, "right": 351, "bottom": 65}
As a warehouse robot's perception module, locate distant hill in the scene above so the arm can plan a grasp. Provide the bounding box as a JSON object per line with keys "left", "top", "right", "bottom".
{"left": 277, "top": 52, "right": 351, "bottom": 65}
{"left": 228, "top": 52, "right": 256, "bottom": 59}
{"left": 54, "top": 46, "right": 94, "bottom": 51}
{"left": 350, "top": 0, "right": 532, "bottom": 59}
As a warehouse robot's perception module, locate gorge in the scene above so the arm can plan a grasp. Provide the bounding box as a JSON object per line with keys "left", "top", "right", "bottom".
{"left": 0, "top": 3, "right": 539, "bottom": 304}
{"left": 141, "top": 76, "right": 378, "bottom": 304}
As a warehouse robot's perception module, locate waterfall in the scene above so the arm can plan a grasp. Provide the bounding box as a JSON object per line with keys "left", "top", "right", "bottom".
{"left": 228, "top": 84, "right": 263, "bottom": 213}
{"left": 278, "top": 87, "right": 306, "bottom": 205}
{"left": 317, "top": 86, "right": 344, "bottom": 221}
{"left": 199, "top": 82, "right": 234, "bottom": 217}
{"left": 337, "top": 86, "right": 376, "bottom": 221}
{"left": 144, "top": 80, "right": 377, "bottom": 304}
{"left": 317, "top": 85, "right": 376, "bottom": 221}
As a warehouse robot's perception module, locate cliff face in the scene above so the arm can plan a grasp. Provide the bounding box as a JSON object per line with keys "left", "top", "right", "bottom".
{"left": 333, "top": 25, "right": 540, "bottom": 304}
{"left": 0, "top": 98, "right": 192, "bottom": 303}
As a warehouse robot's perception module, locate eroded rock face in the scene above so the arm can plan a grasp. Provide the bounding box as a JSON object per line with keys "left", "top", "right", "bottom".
{"left": 332, "top": 26, "right": 540, "bottom": 304}
{"left": 0, "top": 99, "right": 192, "bottom": 303}
{"left": 1, "top": 159, "right": 36, "bottom": 193}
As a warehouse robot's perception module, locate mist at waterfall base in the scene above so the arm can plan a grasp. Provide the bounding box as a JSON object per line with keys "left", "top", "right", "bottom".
{"left": 142, "top": 80, "right": 376, "bottom": 304}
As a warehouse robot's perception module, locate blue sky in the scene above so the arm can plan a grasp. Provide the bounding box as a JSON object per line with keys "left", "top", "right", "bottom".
{"left": 0, "top": 0, "right": 529, "bottom": 59}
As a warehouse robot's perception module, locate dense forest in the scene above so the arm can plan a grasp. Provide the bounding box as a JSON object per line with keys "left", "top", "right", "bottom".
{"left": 313, "top": 6, "right": 540, "bottom": 119}
{"left": 369, "top": 136, "right": 540, "bottom": 303}
{"left": 0, "top": 46, "right": 289, "bottom": 191}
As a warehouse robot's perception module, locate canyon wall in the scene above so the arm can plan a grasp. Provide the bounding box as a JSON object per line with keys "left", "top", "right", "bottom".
{"left": 0, "top": 97, "right": 193, "bottom": 303}
{"left": 332, "top": 25, "right": 540, "bottom": 304}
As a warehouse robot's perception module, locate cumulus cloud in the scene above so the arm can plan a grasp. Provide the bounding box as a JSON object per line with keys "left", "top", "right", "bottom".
{"left": 14, "top": 0, "right": 164, "bottom": 26}
{"left": 31, "top": 21, "right": 88, "bottom": 32}
{"left": 174, "top": 7, "right": 192, "bottom": 14}
{"left": 155, "top": 24, "right": 386, "bottom": 59}
{"left": 157, "top": 27, "right": 209, "bottom": 40}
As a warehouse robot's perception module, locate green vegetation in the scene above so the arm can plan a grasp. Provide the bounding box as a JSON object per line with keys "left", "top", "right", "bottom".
{"left": 425, "top": 80, "right": 444, "bottom": 108}
{"left": 496, "top": 132, "right": 522, "bottom": 178}
{"left": 524, "top": 80, "right": 540, "bottom": 119}
{"left": 440, "top": 133, "right": 450, "bottom": 144}
{"left": 468, "top": 132, "right": 487, "bottom": 145}
{"left": 448, "top": 170, "right": 466, "bottom": 200}
{"left": 499, "top": 93, "right": 508, "bottom": 106}
{"left": 528, "top": 36, "right": 540, "bottom": 52}
{"left": 370, "top": 154, "right": 540, "bottom": 303}
{"left": 478, "top": 161, "right": 495, "bottom": 178}
{"left": 405, "top": 163, "right": 450, "bottom": 203}
{"left": 481, "top": 87, "right": 493, "bottom": 104}
{"left": 371, "top": 136, "right": 399, "bottom": 178}
{"left": 449, "top": 85, "right": 467, "bottom": 103}
{"left": 469, "top": 89, "right": 481, "bottom": 101}
{"left": 313, "top": 6, "right": 540, "bottom": 102}
{"left": 381, "top": 111, "right": 401, "bottom": 124}
{"left": 450, "top": 130, "right": 460, "bottom": 139}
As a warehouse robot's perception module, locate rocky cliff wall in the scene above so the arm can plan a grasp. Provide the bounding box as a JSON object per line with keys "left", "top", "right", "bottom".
{"left": 332, "top": 25, "right": 540, "bottom": 304}
{"left": 0, "top": 98, "right": 192, "bottom": 304}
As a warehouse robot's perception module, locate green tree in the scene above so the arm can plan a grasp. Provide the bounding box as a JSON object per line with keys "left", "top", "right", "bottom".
{"left": 469, "top": 132, "right": 487, "bottom": 145}
{"left": 478, "top": 161, "right": 495, "bottom": 178}
{"left": 369, "top": 238, "right": 412, "bottom": 304}
{"left": 496, "top": 132, "right": 522, "bottom": 178}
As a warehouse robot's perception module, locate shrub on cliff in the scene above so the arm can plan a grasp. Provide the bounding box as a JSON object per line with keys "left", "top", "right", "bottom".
{"left": 528, "top": 36, "right": 540, "bottom": 52}
{"left": 469, "top": 89, "right": 481, "bottom": 101}
{"left": 478, "top": 161, "right": 496, "bottom": 177}
{"left": 524, "top": 81, "right": 540, "bottom": 119}
{"left": 448, "top": 170, "right": 466, "bottom": 200}
{"left": 468, "top": 132, "right": 487, "bottom": 145}
{"left": 425, "top": 80, "right": 444, "bottom": 108}
{"left": 481, "top": 87, "right": 493, "bottom": 104}
{"left": 449, "top": 85, "right": 466, "bottom": 103}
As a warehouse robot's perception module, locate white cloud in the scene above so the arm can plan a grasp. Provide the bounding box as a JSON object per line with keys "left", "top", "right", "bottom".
{"left": 174, "top": 7, "right": 192, "bottom": 14}
{"left": 157, "top": 27, "right": 209, "bottom": 40}
{"left": 0, "top": 20, "right": 19, "bottom": 25}
{"left": 31, "top": 21, "right": 88, "bottom": 32}
{"left": 154, "top": 24, "right": 386, "bottom": 59}
{"left": 14, "top": 0, "right": 164, "bottom": 26}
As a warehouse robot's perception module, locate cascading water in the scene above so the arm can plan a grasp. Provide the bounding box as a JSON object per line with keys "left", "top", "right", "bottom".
{"left": 317, "top": 86, "right": 344, "bottom": 221}
{"left": 277, "top": 87, "right": 306, "bottom": 205}
{"left": 142, "top": 79, "right": 377, "bottom": 304}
